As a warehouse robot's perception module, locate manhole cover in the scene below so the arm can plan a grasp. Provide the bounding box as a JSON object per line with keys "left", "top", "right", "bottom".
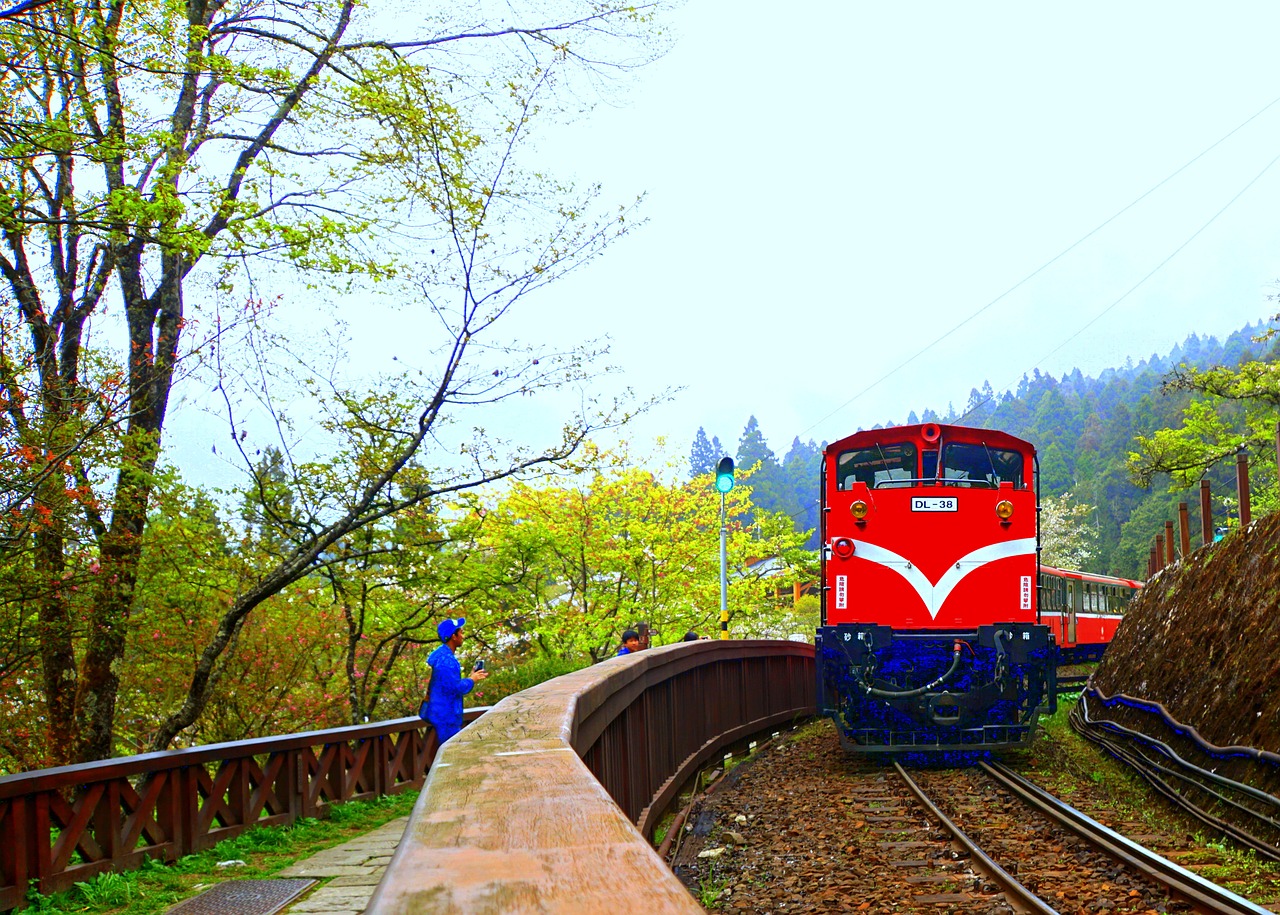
{"left": 166, "top": 879, "right": 315, "bottom": 915}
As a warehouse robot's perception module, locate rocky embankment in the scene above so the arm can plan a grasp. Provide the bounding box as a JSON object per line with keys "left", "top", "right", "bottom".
{"left": 1089, "top": 510, "right": 1280, "bottom": 792}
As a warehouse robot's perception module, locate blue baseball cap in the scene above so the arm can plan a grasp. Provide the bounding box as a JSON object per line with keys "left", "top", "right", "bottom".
{"left": 437, "top": 617, "right": 466, "bottom": 641}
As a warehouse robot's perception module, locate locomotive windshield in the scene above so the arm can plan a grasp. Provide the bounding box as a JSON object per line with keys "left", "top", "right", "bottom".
{"left": 939, "top": 442, "right": 1023, "bottom": 488}
{"left": 836, "top": 442, "right": 917, "bottom": 490}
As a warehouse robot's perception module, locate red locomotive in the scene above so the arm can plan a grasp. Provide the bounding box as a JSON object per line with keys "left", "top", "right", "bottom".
{"left": 816, "top": 421, "right": 1140, "bottom": 754}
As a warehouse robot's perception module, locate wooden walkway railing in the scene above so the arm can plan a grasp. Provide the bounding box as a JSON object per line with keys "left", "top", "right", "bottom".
{"left": 368, "top": 639, "right": 816, "bottom": 914}
{"left": 0, "top": 709, "right": 483, "bottom": 911}
{"left": 1, "top": 641, "right": 815, "bottom": 913}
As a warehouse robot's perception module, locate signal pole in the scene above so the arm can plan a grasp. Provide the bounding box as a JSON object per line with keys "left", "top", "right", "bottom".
{"left": 715, "top": 457, "right": 735, "bottom": 639}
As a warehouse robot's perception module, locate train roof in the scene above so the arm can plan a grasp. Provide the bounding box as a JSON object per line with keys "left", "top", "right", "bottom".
{"left": 824, "top": 422, "right": 1036, "bottom": 457}
{"left": 1039, "top": 564, "right": 1144, "bottom": 589}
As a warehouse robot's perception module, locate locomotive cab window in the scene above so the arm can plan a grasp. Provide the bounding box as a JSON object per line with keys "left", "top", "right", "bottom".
{"left": 939, "top": 442, "right": 1024, "bottom": 488}
{"left": 837, "top": 442, "right": 917, "bottom": 490}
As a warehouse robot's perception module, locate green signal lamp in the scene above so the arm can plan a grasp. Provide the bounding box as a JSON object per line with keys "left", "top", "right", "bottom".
{"left": 715, "top": 457, "right": 735, "bottom": 493}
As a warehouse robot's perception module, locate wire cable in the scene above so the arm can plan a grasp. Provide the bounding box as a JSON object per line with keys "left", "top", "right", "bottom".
{"left": 800, "top": 91, "right": 1280, "bottom": 438}
{"left": 963, "top": 145, "right": 1280, "bottom": 424}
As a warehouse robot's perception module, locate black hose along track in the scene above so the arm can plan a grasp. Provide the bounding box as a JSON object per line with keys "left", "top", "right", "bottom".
{"left": 1071, "top": 688, "right": 1280, "bottom": 862}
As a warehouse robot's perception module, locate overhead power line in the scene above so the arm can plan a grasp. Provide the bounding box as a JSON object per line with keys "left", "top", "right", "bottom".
{"left": 964, "top": 144, "right": 1280, "bottom": 424}
{"left": 801, "top": 91, "right": 1280, "bottom": 438}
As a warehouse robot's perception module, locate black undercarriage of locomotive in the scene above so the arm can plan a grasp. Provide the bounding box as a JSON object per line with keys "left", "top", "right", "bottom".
{"left": 816, "top": 623, "right": 1056, "bottom": 755}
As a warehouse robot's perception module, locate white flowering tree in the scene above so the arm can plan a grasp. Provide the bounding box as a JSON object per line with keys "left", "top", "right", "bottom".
{"left": 1039, "top": 491, "right": 1097, "bottom": 570}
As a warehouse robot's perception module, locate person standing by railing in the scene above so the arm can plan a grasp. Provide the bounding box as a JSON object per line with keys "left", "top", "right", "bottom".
{"left": 422, "top": 618, "right": 487, "bottom": 743}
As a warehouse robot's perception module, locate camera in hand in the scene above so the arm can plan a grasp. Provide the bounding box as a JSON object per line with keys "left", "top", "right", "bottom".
{"left": 472, "top": 659, "right": 485, "bottom": 672}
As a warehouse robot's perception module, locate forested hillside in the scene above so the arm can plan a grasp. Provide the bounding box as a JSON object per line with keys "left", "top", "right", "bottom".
{"left": 692, "top": 319, "right": 1278, "bottom": 578}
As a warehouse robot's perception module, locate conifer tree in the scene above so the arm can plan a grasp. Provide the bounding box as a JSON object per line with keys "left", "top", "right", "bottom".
{"left": 689, "top": 427, "right": 718, "bottom": 478}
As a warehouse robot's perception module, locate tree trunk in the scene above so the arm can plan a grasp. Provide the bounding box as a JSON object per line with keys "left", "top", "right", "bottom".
{"left": 72, "top": 262, "right": 180, "bottom": 762}
{"left": 33, "top": 513, "right": 77, "bottom": 765}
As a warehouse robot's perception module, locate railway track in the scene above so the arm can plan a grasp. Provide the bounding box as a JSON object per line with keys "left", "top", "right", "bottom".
{"left": 666, "top": 721, "right": 1280, "bottom": 913}
{"left": 903, "top": 761, "right": 1270, "bottom": 913}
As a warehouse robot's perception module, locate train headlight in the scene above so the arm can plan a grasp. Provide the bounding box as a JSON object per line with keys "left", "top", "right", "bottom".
{"left": 832, "top": 537, "right": 856, "bottom": 559}
{"left": 995, "top": 500, "right": 1014, "bottom": 521}
{"left": 850, "top": 500, "right": 869, "bottom": 521}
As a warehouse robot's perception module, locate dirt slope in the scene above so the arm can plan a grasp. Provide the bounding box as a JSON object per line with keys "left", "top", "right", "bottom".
{"left": 1091, "top": 511, "right": 1280, "bottom": 753}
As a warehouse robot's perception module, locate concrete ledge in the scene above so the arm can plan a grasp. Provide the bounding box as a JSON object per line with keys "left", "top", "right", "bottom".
{"left": 368, "top": 640, "right": 814, "bottom": 913}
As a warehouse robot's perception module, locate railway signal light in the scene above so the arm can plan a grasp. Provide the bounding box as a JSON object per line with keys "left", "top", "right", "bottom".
{"left": 714, "top": 456, "right": 734, "bottom": 640}
{"left": 715, "top": 457, "right": 735, "bottom": 493}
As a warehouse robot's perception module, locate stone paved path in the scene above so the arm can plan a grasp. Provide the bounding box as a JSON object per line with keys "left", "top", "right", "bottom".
{"left": 273, "top": 816, "right": 407, "bottom": 914}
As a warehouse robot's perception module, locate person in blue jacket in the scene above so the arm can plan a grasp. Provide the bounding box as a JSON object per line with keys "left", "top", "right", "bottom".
{"left": 616, "top": 629, "right": 641, "bottom": 656}
{"left": 422, "top": 617, "right": 487, "bottom": 743}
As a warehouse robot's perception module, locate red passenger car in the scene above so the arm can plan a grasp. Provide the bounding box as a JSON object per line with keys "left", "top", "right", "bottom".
{"left": 1039, "top": 566, "right": 1142, "bottom": 663}
{"left": 817, "top": 422, "right": 1052, "bottom": 754}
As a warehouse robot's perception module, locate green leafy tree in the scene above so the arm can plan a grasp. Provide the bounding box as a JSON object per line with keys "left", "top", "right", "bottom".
{"left": 1038, "top": 441, "right": 1074, "bottom": 496}
{"left": 0, "top": 0, "right": 664, "bottom": 763}
{"left": 1129, "top": 360, "right": 1280, "bottom": 520}
{"left": 469, "top": 447, "right": 814, "bottom": 662}
{"left": 240, "top": 447, "right": 298, "bottom": 560}
{"left": 781, "top": 436, "right": 821, "bottom": 545}
{"left": 313, "top": 501, "right": 525, "bottom": 726}
{"left": 736, "top": 416, "right": 786, "bottom": 517}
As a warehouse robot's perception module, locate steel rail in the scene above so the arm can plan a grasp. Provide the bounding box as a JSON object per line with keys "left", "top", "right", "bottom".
{"left": 1078, "top": 692, "right": 1280, "bottom": 815}
{"left": 984, "top": 761, "right": 1274, "bottom": 915}
{"left": 1083, "top": 688, "right": 1280, "bottom": 769}
{"left": 892, "top": 761, "right": 1059, "bottom": 915}
{"left": 1083, "top": 727, "right": 1280, "bottom": 861}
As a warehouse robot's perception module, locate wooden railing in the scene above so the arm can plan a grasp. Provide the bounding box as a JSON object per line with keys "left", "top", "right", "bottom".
{"left": 0, "top": 709, "right": 482, "bottom": 911}
{"left": 2, "top": 641, "right": 816, "bottom": 914}
{"left": 368, "top": 639, "right": 816, "bottom": 914}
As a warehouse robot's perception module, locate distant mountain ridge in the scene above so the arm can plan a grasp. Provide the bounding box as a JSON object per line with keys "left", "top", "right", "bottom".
{"left": 691, "top": 319, "right": 1278, "bottom": 578}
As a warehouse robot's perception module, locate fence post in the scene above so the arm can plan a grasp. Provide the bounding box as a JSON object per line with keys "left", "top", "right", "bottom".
{"left": 1178, "top": 502, "right": 1190, "bottom": 557}
{"left": 1154, "top": 534, "right": 1165, "bottom": 571}
{"left": 1164, "top": 520, "right": 1176, "bottom": 563}
{"left": 1199, "top": 479, "right": 1212, "bottom": 545}
{"left": 1237, "top": 448, "right": 1251, "bottom": 528}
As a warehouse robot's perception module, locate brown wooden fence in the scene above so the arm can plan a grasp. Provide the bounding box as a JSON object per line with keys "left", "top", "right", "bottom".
{"left": 2, "top": 641, "right": 816, "bottom": 914}
{"left": 0, "top": 709, "right": 482, "bottom": 911}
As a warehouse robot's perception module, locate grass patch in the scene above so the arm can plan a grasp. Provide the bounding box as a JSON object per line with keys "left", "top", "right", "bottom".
{"left": 17, "top": 790, "right": 420, "bottom": 915}
{"left": 1034, "top": 698, "right": 1167, "bottom": 822}
{"left": 696, "top": 861, "right": 730, "bottom": 908}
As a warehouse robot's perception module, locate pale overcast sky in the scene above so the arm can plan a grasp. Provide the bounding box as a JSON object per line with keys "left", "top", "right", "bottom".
{"left": 171, "top": 1, "right": 1280, "bottom": 484}
{"left": 508, "top": 1, "right": 1280, "bottom": 459}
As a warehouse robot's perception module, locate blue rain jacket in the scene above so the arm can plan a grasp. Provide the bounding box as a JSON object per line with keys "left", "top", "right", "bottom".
{"left": 421, "top": 644, "right": 475, "bottom": 743}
